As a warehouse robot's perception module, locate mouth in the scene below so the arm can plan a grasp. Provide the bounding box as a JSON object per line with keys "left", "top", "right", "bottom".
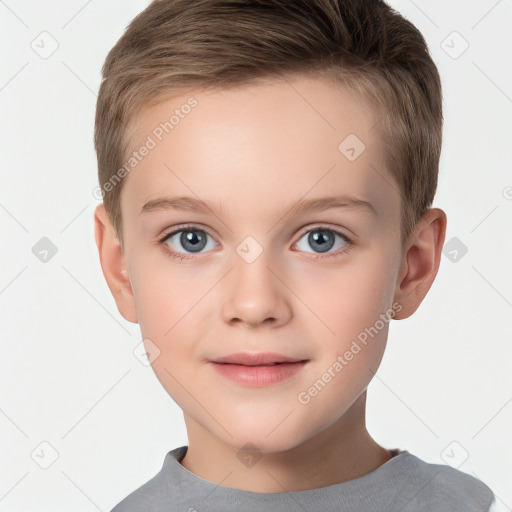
{"left": 207, "top": 354, "right": 309, "bottom": 387}
{"left": 209, "top": 352, "right": 308, "bottom": 366}
{"left": 214, "top": 362, "right": 301, "bottom": 366}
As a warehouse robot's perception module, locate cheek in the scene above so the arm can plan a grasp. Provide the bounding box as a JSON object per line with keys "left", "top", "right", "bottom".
{"left": 131, "top": 266, "right": 206, "bottom": 408}
{"left": 294, "top": 262, "right": 392, "bottom": 424}
{"left": 292, "top": 249, "right": 394, "bottom": 339}
{"left": 129, "top": 256, "right": 195, "bottom": 344}
{"left": 129, "top": 256, "right": 218, "bottom": 380}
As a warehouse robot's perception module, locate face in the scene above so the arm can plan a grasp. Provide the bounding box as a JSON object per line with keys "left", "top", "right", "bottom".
{"left": 117, "top": 75, "right": 404, "bottom": 453}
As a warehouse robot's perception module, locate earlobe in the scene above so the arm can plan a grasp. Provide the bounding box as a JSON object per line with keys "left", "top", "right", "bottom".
{"left": 93, "top": 203, "right": 139, "bottom": 324}
{"left": 392, "top": 208, "right": 447, "bottom": 320}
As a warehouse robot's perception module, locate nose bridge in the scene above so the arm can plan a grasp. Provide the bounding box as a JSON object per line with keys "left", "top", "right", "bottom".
{"left": 221, "top": 237, "right": 291, "bottom": 327}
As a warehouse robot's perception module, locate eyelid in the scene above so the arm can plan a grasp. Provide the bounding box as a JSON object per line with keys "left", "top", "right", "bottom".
{"left": 158, "top": 222, "right": 354, "bottom": 263}
{"left": 294, "top": 223, "right": 353, "bottom": 243}
{"left": 159, "top": 223, "right": 217, "bottom": 241}
{"left": 159, "top": 223, "right": 353, "bottom": 244}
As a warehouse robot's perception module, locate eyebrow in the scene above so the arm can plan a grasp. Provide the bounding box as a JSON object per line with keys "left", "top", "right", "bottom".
{"left": 139, "top": 194, "right": 377, "bottom": 217}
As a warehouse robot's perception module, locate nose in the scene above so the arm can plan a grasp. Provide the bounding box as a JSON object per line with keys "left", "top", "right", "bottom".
{"left": 221, "top": 249, "right": 292, "bottom": 328}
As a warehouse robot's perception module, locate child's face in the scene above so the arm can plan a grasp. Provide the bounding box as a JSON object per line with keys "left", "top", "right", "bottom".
{"left": 113, "top": 75, "right": 406, "bottom": 452}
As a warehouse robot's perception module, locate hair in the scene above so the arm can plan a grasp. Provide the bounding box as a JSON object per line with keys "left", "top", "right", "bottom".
{"left": 94, "top": 0, "right": 443, "bottom": 250}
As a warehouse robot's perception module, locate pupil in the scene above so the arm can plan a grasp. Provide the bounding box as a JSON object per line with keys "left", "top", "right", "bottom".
{"left": 309, "top": 230, "right": 334, "bottom": 253}
{"left": 181, "top": 230, "right": 206, "bottom": 252}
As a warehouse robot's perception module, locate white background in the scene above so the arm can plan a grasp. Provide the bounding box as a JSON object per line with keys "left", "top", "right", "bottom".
{"left": 1, "top": 0, "right": 511, "bottom": 510}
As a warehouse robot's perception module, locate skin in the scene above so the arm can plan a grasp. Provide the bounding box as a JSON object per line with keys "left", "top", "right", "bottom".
{"left": 94, "top": 74, "right": 447, "bottom": 493}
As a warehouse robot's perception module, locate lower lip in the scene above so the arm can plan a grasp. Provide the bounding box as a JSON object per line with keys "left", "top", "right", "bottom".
{"left": 208, "top": 361, "right": 308, "bottom": 387}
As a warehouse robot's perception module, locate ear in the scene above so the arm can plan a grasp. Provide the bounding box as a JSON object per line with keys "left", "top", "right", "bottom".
{"left": 393, "top": 208, "right": 447, "bottom": 320}
{"left": 94, "top": 203, "right": 138, "bottom": 324}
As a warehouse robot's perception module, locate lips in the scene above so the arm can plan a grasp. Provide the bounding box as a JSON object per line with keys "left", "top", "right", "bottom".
{"left": 210, "top": 352, "right": 308, "bottom": 366}
{"left": 208, "top": 354, "right": 309, "bottom": 386}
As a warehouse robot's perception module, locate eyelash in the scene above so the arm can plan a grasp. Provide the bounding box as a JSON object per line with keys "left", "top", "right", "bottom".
{"left": 157, "top": 224, "right": 354, "bottom": 262}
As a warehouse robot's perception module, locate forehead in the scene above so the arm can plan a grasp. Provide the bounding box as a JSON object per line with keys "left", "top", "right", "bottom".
{"left": 121, "top": 75, "right": 398, "bottom": 228}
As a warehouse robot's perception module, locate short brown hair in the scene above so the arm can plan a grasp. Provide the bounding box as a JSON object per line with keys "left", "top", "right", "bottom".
{"left": 94, "top": 0, "right": 442, "bottom": 250}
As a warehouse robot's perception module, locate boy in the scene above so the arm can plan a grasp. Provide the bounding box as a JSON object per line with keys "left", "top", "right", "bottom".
{"left": 93, "top": 0, "right": 497, "bottom": 510}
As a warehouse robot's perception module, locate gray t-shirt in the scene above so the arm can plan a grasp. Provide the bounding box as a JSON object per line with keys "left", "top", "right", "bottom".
{"left": 110, "top": 445, "right": 496, "bottom": 511}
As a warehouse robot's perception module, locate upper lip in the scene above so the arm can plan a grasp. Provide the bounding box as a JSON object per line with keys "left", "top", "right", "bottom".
{"left": 209, "top": 352, "right": 308, "bottom": 366}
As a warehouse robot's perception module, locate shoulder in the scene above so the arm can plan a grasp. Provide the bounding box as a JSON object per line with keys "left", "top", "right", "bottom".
{"left": 109, "top": 470, "right": 168, "bottom": 512}
{"left": 394, "top": 451, "right": 496, "bottom": 512}
{"left": 109, "top": 449, "right": 184, "bottom": 512}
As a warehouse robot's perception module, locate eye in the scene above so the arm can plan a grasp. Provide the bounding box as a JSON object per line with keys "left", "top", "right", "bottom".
{"left": 158, "top": 224, "right": 353, "bottom": 262}
{"left": 294, "top": 226, "right": 353, "bottom": 259}
{"left": 159, "top": 225, "right": 218, "bottom": 261}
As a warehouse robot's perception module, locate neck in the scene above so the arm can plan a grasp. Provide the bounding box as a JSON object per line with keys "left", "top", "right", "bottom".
{"left": 180, "top": 391, "right": 392, "bottom": 493}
